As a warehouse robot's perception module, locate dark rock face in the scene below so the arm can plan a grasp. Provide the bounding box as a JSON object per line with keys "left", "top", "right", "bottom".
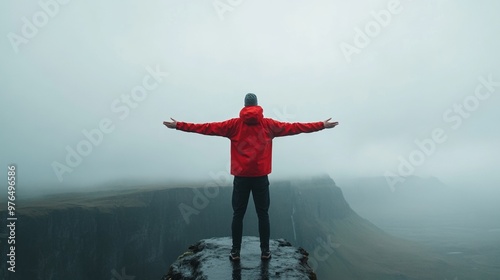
{"left": 163, "top": 236, "right": 316, "bottom": 280}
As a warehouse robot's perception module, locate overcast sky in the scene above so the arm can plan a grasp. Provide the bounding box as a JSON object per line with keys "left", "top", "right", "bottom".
{"left": 1, "top": 0, "right": 499, "bottom": 193}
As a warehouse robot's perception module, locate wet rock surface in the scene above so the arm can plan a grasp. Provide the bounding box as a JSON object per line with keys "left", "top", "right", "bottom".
{"left": 163, "top": 236, "right": 317, "bottom": 280}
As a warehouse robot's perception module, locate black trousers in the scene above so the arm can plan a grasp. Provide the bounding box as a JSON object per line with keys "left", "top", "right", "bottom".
{"left": 231, "top": 175, "right": 270, "bottom": 251}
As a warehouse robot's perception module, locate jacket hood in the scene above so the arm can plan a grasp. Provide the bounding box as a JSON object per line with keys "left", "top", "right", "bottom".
{"left": 239, "top": 106, "right": 263, "bottom": 125}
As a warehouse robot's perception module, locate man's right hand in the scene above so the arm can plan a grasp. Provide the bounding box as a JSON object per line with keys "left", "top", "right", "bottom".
{"left": 163, "top": 118, "right": 178, "bottom": 129}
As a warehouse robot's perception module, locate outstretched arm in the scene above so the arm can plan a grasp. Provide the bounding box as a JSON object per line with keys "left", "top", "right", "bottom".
{"left": 269, "top": 117, "right": 339, "bottom": 137}
{"left": 163, "top": 117, "right": 237, "bottom": 137}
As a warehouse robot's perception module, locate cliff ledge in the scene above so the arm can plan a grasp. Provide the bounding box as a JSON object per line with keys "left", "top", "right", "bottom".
{"left": 162, "top": 236, "right": 317, "bottom": 280}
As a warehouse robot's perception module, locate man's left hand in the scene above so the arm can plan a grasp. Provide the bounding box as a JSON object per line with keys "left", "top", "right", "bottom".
{"left": 323, "top": 118, "right": 339, "bottom": 129}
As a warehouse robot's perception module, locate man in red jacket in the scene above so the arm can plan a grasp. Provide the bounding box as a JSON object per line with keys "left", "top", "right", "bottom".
{"left": 163, "top": 93, "right": 338, "bottom": 261}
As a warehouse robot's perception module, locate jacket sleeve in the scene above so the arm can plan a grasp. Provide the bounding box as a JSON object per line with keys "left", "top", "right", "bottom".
{"left": 176, "top": 119, "right": 237, "bottom": 138}
{"left": 267, "top": 119, "right": 325, "bottom": 137}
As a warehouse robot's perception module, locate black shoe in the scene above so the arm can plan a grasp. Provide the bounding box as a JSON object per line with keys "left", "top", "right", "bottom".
{"left": 261, "top": 250, "right": 271, "bottom": 260}
{"left": 230, "top": 248, "right": 240, "bottom": 261}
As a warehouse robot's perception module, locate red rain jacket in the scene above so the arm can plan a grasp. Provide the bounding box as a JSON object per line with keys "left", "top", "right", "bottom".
{"left": 176, "top": 106, "right": 324, "bottom": 177}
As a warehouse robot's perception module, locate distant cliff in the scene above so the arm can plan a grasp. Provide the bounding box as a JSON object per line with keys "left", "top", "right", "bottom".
{"left": 0, "top": 175, "right": 472, "bottom": 279}
{"left": 163, "top": 236, "right": 316, "bottom": 280}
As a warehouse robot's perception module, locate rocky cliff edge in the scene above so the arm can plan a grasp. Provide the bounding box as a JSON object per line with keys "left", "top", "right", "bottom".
{"left": 162, "top": 236, "right": 316, "bottom": 280}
